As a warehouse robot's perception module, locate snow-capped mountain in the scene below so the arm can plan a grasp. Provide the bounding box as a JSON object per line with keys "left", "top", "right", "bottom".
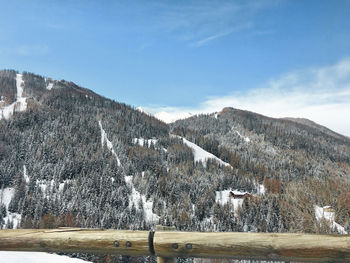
{"left": 1, "top": 70, "right": 350, "bottom": 262}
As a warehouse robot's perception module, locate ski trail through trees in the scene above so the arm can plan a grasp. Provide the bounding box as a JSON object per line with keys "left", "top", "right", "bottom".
{"left": 98, "top": 120, "right": 121, "bottom": 166}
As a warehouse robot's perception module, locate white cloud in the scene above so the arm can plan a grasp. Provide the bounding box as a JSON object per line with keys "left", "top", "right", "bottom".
{"left": 154, "top": 110, "right": 194, "bottom": 123}
{"left": 150, "top": 59, "right": 350, "bottom": 137}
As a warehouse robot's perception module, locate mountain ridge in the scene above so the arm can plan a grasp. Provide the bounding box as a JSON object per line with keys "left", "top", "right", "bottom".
{"left": 1, "top": 69, "right": 350, "bottom": 262}
{"left": 2, "top": 69, "right": 347, "bottom": 140}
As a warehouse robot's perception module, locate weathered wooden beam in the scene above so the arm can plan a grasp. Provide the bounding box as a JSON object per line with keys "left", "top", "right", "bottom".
{"left": 0, "top": 228, "right": 151, "bottom": 256}
{"left": 153, "top": 231, "right": 350, "bottom": 262}
{"left": 156, "top": 225, "right": 176, "bottom": 263}
{"left": 1, "top": 229, "right": 350, "bottom": 262}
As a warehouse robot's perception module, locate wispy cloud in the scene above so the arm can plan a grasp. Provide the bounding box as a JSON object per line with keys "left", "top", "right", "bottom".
{"left": 191, "top": 22, "right": 252, "bottom": 47}
{"left": 150, "top": 59, "right": 350, "bottom": 137}
{"left": 152, "top": 0, "right": 278, "bottom": 47}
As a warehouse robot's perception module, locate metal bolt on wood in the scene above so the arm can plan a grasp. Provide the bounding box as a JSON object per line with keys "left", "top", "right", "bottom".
{"left": 185, "top": 243, "right": 192, "bottom": 250}
{"left": 171, "top": 243, "right": 178, "bottom": 249}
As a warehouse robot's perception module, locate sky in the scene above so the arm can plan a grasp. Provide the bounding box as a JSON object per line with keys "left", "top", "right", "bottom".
{"left": 1, "top": 0, "right": 350, "bottom": 136}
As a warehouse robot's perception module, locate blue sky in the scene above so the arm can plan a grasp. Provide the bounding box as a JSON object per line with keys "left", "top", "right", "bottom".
{"left": 1, "top": 0, "right": 350, "bottom": 135}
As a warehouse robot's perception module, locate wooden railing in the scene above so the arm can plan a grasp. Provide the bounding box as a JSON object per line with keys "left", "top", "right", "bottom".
{"left": 1, "top": 228, "right": 350, "bottom": 262}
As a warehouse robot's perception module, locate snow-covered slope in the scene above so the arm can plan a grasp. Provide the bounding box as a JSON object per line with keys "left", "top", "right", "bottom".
{"left": 233, "top": 129, "right": 250, "bottom": 143}
{"left": 98, "top": 120, "right": 121, "bottom": 166}
{"left": 124, "top": 175, "right": 159, "bottom": 223}
{"left": 0, "top": 188, "right": 21, "bottom": 228}
{"left": 172, "top": 134, "right": 231, "bottom": 167}
{"left": 0, "top": 74, "right": 27, "bottom": 120}
{"left": 46, "top": 82, "right": 54, "bottom": 90}
{"left": 215, "top": 189, "right": 248, "bottom": 213}
{"left": 15, "top": 74, "right": 27, "bottom": 112}
{"left": 315, "top": 205, "right": 347, "bottom": 234}
{"left": 215, "top": 186, "right": 265, "bottom": 215}
{"left": 0, "top": 252, "right": 91, "bottom": 263}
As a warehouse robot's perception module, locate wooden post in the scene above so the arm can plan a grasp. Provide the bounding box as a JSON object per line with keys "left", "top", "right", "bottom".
{"left": 156, "top": 225, "right": 176, "bottom": 263}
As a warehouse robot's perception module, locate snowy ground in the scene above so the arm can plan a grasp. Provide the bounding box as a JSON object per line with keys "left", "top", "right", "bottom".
{"left": 98, "top": 120, "right": 121, "bottom": 166}
{"left": 0, "top": 252, "right": 91, "bottom": 263}
{"left": 46, "top": 83, "right": 54, "bottom": 90}
{"left": 23, "top": 165, "right": 29, "bottom": 184}
{"left": 36, "top": 179, "right": 70, "bottom": 198}
{"left": 136, "top": 106, "right": 144, "bottom": 113}
{"left": 15, "top": 74, "right": 27, "bottom": 112}
{"left": 314, "top": 205, "right": 347, "bottom": 234}
{"left": 0, "top": 74, "right": 27, "bottom": 120}
{"left": 132, "top": 138, "right": 158, "bottom": 147}
{"left": 124, "top": 175, "right": 159, "bottom": 223}
{"left": 215, "top": 186, "right": 264, "bottom": 215}
{"left": 215, "top": 189, "right": 249, "bottom": 214}
{"left": 258, "top": 184, "right": 266, "bottom": 195}
{"left": 232, "top": 127, "right": 250, "bottom": 143}
{"left": 0, "top": 187, "right": 21, "bottom": 228}
{"left": 171, "top": 134, "right": 231, "bottom": 168}
{"left": 99, "top": 122, "right": 159, "bottom": 223}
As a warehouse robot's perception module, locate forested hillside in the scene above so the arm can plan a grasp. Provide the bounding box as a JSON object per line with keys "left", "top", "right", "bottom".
{"left": 171, "top": 108, "right": 350, "bottom": 233}
{"left": 1, "top": 70, "right": 350, "bottom": 262}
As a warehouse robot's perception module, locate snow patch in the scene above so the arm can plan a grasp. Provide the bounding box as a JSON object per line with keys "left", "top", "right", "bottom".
{"left": 233, "top": 129, "right": 250, "bottom": 143}
{"left": 46, "top": 83, "right": 54, "bottom": 90}
{"left": 0, "top": 102, "right": 16, "bottom": 119}
{"left": 0, "top": 187, "right": 21, "bottom": 228}
{"left": 258, "top": 184, "right": 265, "bottom": 195}
{"left": 0, "top": 74, "right": 27, "bottom": 120}
{"left": 0, "top": 252, "right": 91, "bottom": 263}
{"left": 7, "top": 212, "right": 21, "bottom": 229}
{"left": 15, "top": 74, "right": 26, "bottom": 112}
{"left": 215, "top": 189, "right": 249, "bottom": 214}
{"left": 23, "top": 165, "right": 29, "bottom": 184}
{"left": 125, "top": 175, "right": 159, "bottom": 223}
{"left": 37, "top": 179, "right": 70, "bottom": 195}
{"left": 136, "top": 106, "right": 144, "bottom": 113}
{"left": 172, "top": 134, "right": 231, "bottom": 168}
{"left": 132, "top": 138, "right": 158, "bottom": 147}
{"left": 0, "top": 187, "right": 15, "bottom": 209}
{"left": 315, "top": 205, "right": 347, "bottom": 234}
{"left": 98, "top": 120, "right": 121, "bottom": 166}
{"left": 37, "top": 180, "right": 53, "bottom": 193}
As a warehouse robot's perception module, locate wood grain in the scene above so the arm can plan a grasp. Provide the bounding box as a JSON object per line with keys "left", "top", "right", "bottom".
{"left": 0, "top": 228, "right": 150, "bottom": 256}
{"left": 153, "top": 231, "right": 350, "bottom": 262}
{"left": 156, "top": 225, "right": 176, "bottom": 263}
{"left": 2, "top": 229, "right": 350, "bottom": 262}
